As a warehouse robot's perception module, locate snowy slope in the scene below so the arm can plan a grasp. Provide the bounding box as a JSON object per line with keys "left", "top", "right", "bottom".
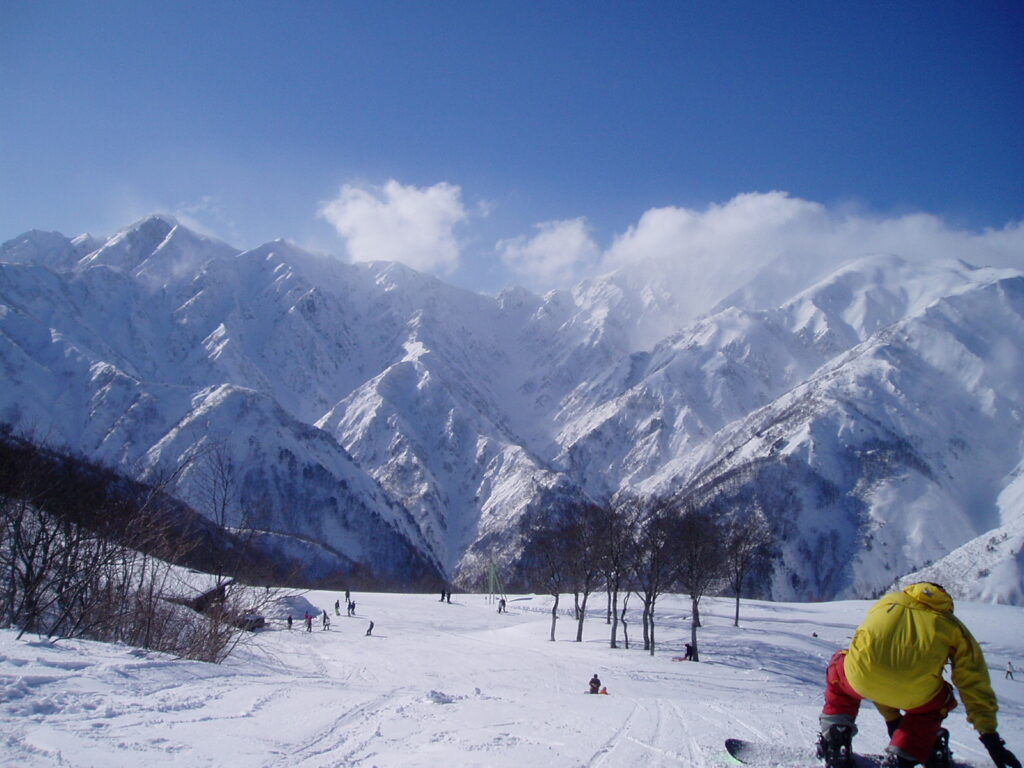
{"left": 3, "top": 219, "right": 1024, "bottom": 599}
{"left": 0, "top": 591, "right": 1021, "bottom": 767}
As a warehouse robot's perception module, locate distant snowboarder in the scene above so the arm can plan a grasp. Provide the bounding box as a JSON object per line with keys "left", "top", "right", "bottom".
{"left": 589, "top": 674, "right": 601, "bottom": 694}
{"left": 335, "top": 599, "right": 341, "bottom": 616}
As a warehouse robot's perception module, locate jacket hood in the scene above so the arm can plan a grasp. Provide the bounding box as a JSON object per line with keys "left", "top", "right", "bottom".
{"left": 903, "top": 582, "right": 954, "bottom": 613}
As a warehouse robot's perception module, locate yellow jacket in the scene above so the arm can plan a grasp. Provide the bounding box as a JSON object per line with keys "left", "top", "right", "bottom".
{"left": 843, "top": 583, "right": 998, "bottom": 734}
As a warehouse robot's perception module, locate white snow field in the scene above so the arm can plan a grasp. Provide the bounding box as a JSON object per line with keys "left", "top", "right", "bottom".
{"left": 1, "top": 591, "right": 1021, "bottom": 767}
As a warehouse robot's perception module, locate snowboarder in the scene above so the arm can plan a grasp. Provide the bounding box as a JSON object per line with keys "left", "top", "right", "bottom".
{"left": 589, "top": 674, "right": 601, "bottom": 695}
{"left": 366, "top": 621, "right": 374, "bottom": 636}
{"left": 817, "top": 582, "right": 1019, "bottom": 768}
{"left": 335, "top": 599, "right": 341, "bottom": 616}
{"left": 1007, "top": 662, "right": 1016, "bottom": 681}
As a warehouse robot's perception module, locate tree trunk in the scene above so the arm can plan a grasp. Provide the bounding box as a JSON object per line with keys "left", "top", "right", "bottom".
{"left": 641, "top": 598, "right": 651, "bottom": 650}
{"left": 610, "top": 586, "right": 619, "bottom": 648}
{"left": 549, "top": 594, "right": 559, "bottom": 642}
{"left": 648, "top": 601, "right": 656, "bottom": 656}
{"left": 606, "top": 589, "right": 612, "bottom": 625}
{"left": 618, "top": 593, "right": 626, "bottom": 651}
{"left": 575, "top": 592, "right": 589, "bottom": 642}
{"left": 690, "top": 596, "right": 701, "bottom": 661}
{"left": 734, "top": 590, "right": 740, "bottom": 627}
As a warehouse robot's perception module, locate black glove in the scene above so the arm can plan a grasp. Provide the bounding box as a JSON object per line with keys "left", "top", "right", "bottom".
{"left": 980, "top": 732, "right": 1021, "bottom": 768}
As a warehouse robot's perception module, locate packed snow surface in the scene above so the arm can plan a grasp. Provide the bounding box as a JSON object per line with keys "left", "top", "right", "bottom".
{"left": 1, "top": 591, "right": 1021, "bottom": 767}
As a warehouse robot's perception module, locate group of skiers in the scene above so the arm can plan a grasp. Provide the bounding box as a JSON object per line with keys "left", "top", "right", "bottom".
{"left": 284, "top": 590, "right": 373, "bottom": 636}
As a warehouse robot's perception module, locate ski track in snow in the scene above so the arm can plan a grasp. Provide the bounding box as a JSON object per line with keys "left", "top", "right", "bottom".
{"left": 0, "top": 593, "right": 1020, "bottom": 767}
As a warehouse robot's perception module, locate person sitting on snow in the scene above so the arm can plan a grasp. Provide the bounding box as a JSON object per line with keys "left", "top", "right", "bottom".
{"left": 589, "top": 674, "right": 601, "bottom": 695}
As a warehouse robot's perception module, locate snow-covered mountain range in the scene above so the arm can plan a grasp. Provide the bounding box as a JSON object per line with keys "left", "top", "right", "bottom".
{"left": 2, "top": 215, "right": 1022, "bottom": 601}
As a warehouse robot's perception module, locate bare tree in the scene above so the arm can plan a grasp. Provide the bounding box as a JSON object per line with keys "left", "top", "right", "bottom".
{"left": 675, "top": 506, "right": 726, "bottom": 662}
{"left": 519, "top": 513, "right": 573, "bottom": 642}
{"left": 724, "top": 509, "right": 774, "bottom": 626}
{"left": 600, "top": 500, "right": 632, "bottom": 649}
{"left": 564, "top": 500, "right": 606, "bottom": 643}
{"left": 628, "top": 497, "right": 683, "bottom": 656}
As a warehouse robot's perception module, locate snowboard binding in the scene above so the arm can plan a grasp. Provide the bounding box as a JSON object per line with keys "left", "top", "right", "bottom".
{"left": 817, "top": 724, "right": 855, "bottom": 768}
{"left": 925, "top": 728, "right": 952, "bottom": 768}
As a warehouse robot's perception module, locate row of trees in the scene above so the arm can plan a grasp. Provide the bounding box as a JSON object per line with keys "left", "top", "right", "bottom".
{"left": 0, "top": 429, "right": 280, "bottom": 662}
{"left": 518, "top": 493, "right": 775, "bottom": 658}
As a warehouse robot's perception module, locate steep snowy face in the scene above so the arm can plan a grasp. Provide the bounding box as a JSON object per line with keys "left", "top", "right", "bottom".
{"left": 641, "top": 275, "right": 1024, "bottom": 600}
{"left": 2, "top": 218, "right": 1024, "bottom": 600}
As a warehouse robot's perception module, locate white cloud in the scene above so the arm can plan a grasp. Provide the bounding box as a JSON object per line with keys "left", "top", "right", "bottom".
{"left": 497, "top": 217, "right": 599, "bottom": 289}
{"left": 319, "top": 180, "right": 467, "bottom": 274}
{"left": 595, "top": 191, "right": 1024, "bottom": 322}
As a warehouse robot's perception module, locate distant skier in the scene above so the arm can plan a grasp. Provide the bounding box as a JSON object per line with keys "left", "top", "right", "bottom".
{"left": 440, "top": 588, "right": 446, "bottom": 602}
{"left": 287, "top": 615, "right": 293, "bottom": 631}
{"left": 498, "top": 598, "right": 506, "bottom": 613}
{"left": 335, "top": 599, "right": 341, "bottom": 616}
{"left": 322, "top": 610, "right": 330, "bottom": 630}
{"left": 446, "top": 590, "right": 451, "bottom": 604}
{"left": 1008, "top": 662, "right": 1016, "bottom": 681}
{"left": 350, "top": 601, "right": 356, "bottom": 616}
{"left": 366, "top": 621, "right": 374, "bottom": 636}
{"left": 589, "top": 674, "right": 601, "bottom": 695}
{"left": 817, "top": 582, "right": 1019, "bottom": 768}
{"left": 304, "top": 612, "right": 312, "bottom": 632}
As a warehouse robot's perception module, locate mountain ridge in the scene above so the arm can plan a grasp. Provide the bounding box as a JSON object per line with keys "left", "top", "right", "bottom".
{"left": 2, "top": 216, "right": 1022, "bottom": 601}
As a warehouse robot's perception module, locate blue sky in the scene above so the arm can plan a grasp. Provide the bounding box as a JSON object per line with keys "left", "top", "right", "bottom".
{"left": 2, "top": 1, "right": 1022, "bottom": 292}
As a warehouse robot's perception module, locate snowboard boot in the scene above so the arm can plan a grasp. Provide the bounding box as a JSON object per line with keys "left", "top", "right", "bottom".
{"left": 924, "top": 728, "right": 952, "bottom": 768}
{"left": 817, "top": 724, "right": 855, "bottom": 768}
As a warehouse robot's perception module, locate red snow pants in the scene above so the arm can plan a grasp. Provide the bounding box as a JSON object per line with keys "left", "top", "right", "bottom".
{"left": 823, "top": 651, "right": 957, "bottom": 763}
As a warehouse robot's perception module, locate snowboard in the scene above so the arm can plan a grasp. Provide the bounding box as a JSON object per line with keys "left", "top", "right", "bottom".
{"left": 724, "top": 739, "right": 969, "bottom": 768}
{"left": 724, "top": 738, "right": 885, "bottom": 768}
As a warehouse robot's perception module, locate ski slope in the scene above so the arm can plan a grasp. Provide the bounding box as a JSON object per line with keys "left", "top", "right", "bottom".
{"left": 1, "top": 592, "right": 1021, "bottom": 767}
